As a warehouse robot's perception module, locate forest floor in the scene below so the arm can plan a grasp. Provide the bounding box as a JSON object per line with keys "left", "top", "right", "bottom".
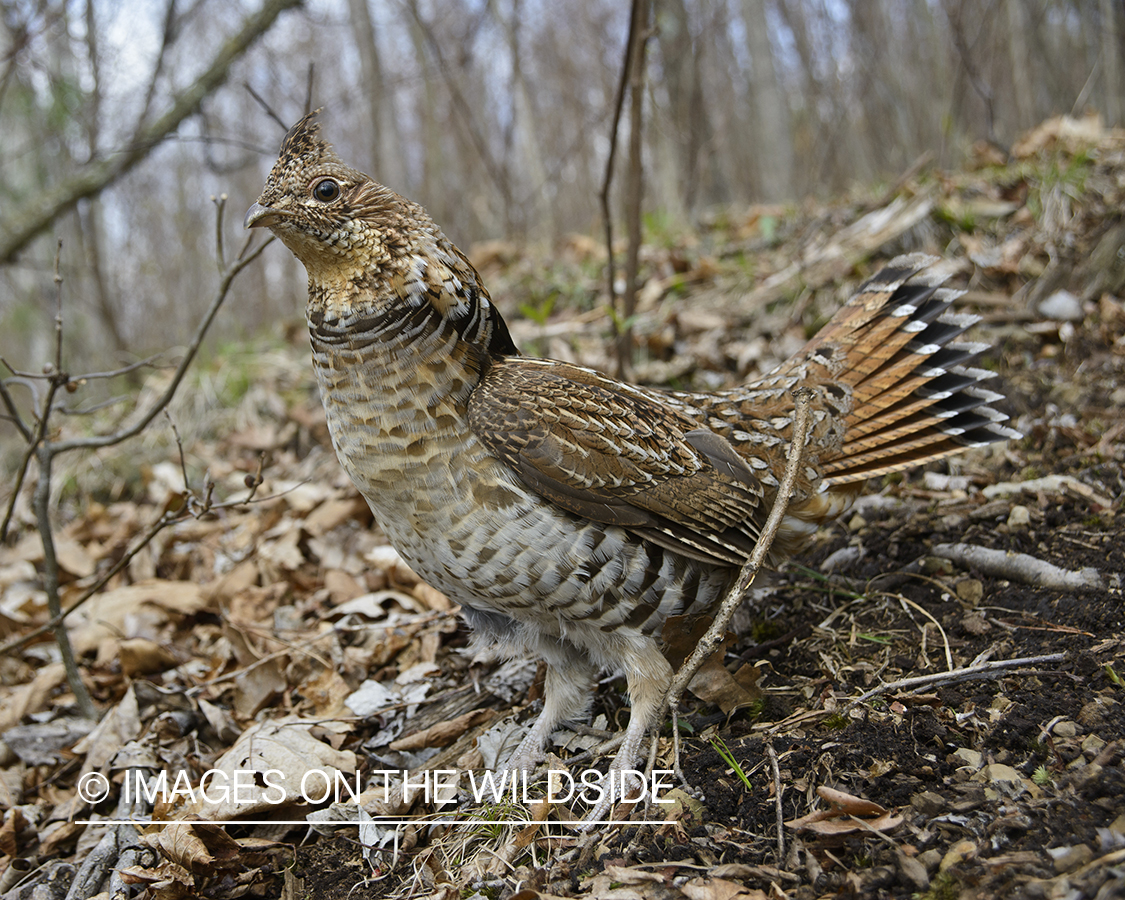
{"left": 1, "top": 114, "right": 1123, "bottom": 900}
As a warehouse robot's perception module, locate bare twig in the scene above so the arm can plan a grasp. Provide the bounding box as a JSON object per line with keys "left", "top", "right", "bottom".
{"left": 0, "top": 375, "right": 31, "bottom": 441}
{"left": 133, "top": 0, "right": 179, "bottom": 133}
{"left": 943, "top": 1, "right": 1007, "bottom": 155}
{"left": 0, "top": 456, "right": 272, "bottom": 659}
{"left": 766, "top": 741, "right": 785, "bottom": 861}
{"left": 34, "top": 244, "right": 94, "bottom": 717}
{"left": 65, "top": 352, "right": 166, "bottom": 381}
{"left": 892, "top": 593, "right": 954, "bottom": 672}
{"left": 0, "top": 508, "right": 178, "bottom": 658}
{"left": 50, "top": 235, "right": 270, "bottom": 455}
{"left": 0, "top": 438, "right": 37, "bottom": 543}
{"left": 244, "top": 81, "right": 289, "bottom": 131}
{"left": 616, "top": 0, "right": 650, "bottom": 380}
{"left": 304, "top": 61, "right": 315, "bottom": 114}
{"left": 665, "top": 388, "right": 814, "bottom": 782}
{"left": 56, "top": 395, "right": 131, "bottom": 416}
{"left": 600, "top": 0, "right": 644, "bottom": 356}
{"left": 844, "top": 653, "right": 1067, "bottom": 712}
{"left": 405, "top": 0, "right": 513, "bottom": 217}
{"left": 214, "top": 194, "right": 227, "bottom": 269}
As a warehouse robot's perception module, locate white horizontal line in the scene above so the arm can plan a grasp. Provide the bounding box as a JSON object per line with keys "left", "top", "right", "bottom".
{"left": 76, "top": 819, "right": 667, "bottom": 827}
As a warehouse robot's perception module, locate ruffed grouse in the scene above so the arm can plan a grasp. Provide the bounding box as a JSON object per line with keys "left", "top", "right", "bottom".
{"left": 246, "top": 112, "right": 1017, "bottom": 820}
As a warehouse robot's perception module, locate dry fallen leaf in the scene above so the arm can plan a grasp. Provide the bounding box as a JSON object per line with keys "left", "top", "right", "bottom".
{"left": 185, "top": 716, "right": 355, "bottom": 821}
{"left": 682, "top": 876, "right": 768, "bottom": 900}
{"left": 786, "top": 786, "right": 904, "bottom": 835}
{"left": 389, "top": 708, "right": 496, "bottom": 750}
{"left": 146, "top": 821, "right": 241, "bottom": 873}
{"left": 69, "top": 580, "right": 207, "bottom": 654}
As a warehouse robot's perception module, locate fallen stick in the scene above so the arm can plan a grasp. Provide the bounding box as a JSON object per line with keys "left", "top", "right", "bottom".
{"left": 931, "top": 543, "right": 1104, "bottom": 590}
{"left": 845, "top": 652, "right": 1066, "bottom": 711}
{"left": 663, "top": 388, "right": 814, "bottom": 789}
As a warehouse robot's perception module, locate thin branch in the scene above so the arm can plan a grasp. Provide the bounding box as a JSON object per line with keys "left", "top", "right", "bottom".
{"left": 0, "top": 376, "right": 31, "bottom": 441}
{"left": 616, "top": 0, "right": 650, "bottom": 379}
{"left": 665, "top": 388, "right": 815, "bottom": 781}
{"left": 50, "top": 235, "right": 270, "bottom": 454}
{"left": 766, "top": 741, "right": 784, "bottom": 862}
{"left": 600, "top": 0, "right": 643, "bottom": 340}
{"left": 69, "top": 353, "right": 167, "bottom": 381}
{"left": 32, "top": 247, "right": 95, "bottom": 718}
{"left": 52, "top": 240, "right": 64, "bottom": 375}
{"left": 213, "top": 193, "right": 227, "bottom": 270}
{"left": 405, "top": 0, "right": 513, "bottom": 214}
{"left": 931, "top": 543, "right": 1104, "bottom": 590}
{"left": 943, "top": 0, "right": 1007, "bottom": 154}
{"left": 244, "top": 81, "right": 289, "bottom": 131}
{"left": 304, "top": 61, "right": 315, "bottom": 115}
{"left": 133, "top": 0, "right": 179, "bottom": 135}
{"left": 844, "top": 653, "right": 1067, "bottom": 711}
{"left": 0, "top": 430, "right": 37, "bottom": 543}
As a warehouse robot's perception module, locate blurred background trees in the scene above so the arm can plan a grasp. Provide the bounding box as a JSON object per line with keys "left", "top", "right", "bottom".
{"left": 1, "top": 0, "right": 1122, "bottom": 374}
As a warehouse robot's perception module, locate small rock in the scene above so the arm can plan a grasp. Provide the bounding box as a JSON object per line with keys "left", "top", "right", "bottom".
{"left": 1077, "top": 698, "right": 1117, "bottom": 728}
{"left": 1007, "top": 504, "right": 1031, "bottom": 527}
{"left": 674, "top": 308, "right": 728, "bottom": 334}
{"left": 1111, "top": 386, "right": 1125, "bottom": 407}
{"left": 863, "top": 866, "right": 895, "bottom": 889}
{"left": 1022, "top": 879, "right": 1051, "bottom": 899}
{"left": 961, "top": 611, "right": 991, "bottom": 635}
{"left": 924, "top": 472, "right": 973, "bottom": 491}
{"left": 910, "top": 790, "right": 947, "bottom": 817}
{"left": 953, "top": 748, "right": 983, "bottom": 769}
{"left": 897, "top": 852, "right": 929, "bottom": 890}
{"left": 975, "top": 763, "right": 1035, "bottom": 801}
{"left": 1053, "top": 720, "right": 1079, "bottom": 738}
{"left": 1099, "top": 819, "right": 1125, "bottom": 852}
{"left": 847, "top": 513, "right": 867, "bottom": 531}
{"left": 918, "top": 849, "right": 944, "bottom": 874}
{"left": 940, "top": 840, "right": 978, "bottom": 871}
{"left": 1038, "top": 289, "right": 1084, "bottom": 321}
{"left": 1111, "top": 812, "right": 1125, "bottom": 838}
{"left": 955, "top": 578, "right": 984, "bottom": 604}
{"left": 923, "top": 556, "right": 955, "bottom": 575}
{"left": 1082, "top": 734, "right": 1106, "bottom": 756}
{"left": 941, "top": 513, "right": 967, "bottom": 530}
{"left": 1048, "top": 843, "right": 1094, "bottom": 873}
{"left": 821, "top": 545, "right": 865, "bottom": 573}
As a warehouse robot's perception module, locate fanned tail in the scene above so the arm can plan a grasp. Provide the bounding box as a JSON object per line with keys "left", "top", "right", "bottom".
{"left": 802, "top": 253, "right": 1020, "bottom": 487}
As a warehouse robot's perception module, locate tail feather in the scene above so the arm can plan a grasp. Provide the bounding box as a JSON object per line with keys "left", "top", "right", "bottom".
{"left": 804, "top": 253, "right": 1019, "bottom": 487}
{"left": 843, "top": 373, "right": 997, "bottom": 442}
{"left": 835, "top": 287, "right": 941, "bottom": 378}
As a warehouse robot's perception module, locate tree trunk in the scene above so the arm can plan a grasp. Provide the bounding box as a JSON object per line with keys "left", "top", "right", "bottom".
{"left": 740, "top": 0, "right": 793, "bottom": 201}
{"left": 346, "top": 0, "right": 404, "bottom": 190}
{"left": 1101, "top": 0, "right": 1122, "bottom": 126}
{"left": 1006, "top": 0, "right": 1035, "bottom": 132}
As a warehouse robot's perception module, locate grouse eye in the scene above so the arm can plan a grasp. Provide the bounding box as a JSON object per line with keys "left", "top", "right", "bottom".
{"left": 312, "top": 178, "right": 340, "bottom": 203}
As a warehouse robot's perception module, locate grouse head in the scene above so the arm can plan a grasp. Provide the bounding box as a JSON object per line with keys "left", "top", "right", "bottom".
{"left": 244, "top": 111, "right": 421, "bottom": 283}
{"left": 245, "top": 112, "right": 519, "bottom": 357}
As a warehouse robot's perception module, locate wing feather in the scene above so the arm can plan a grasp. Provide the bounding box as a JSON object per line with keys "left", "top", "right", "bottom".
{"left": 467, "top": 357, "right": 765, "bottom": 565}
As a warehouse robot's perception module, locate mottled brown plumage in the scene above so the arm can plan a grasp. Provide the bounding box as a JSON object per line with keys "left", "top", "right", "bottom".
{"left": 246, "top": 112, "right": 1017, "bottom": 820}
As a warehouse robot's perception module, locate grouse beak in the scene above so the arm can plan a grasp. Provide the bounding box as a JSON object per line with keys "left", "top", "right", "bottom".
{"left": 244, "top": 201, "right": 286, "bottom": 229}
